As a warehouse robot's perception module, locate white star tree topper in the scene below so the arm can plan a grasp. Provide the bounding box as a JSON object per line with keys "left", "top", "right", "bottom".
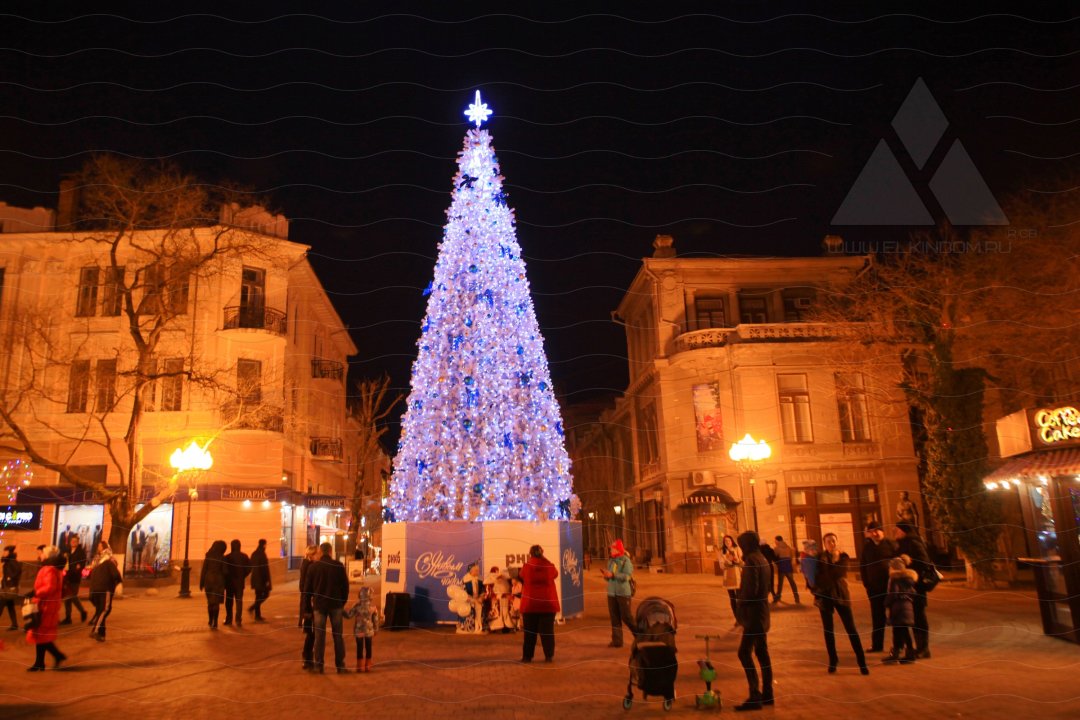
{"left": 464, "top": 90, "right": 493, "bottom": 127}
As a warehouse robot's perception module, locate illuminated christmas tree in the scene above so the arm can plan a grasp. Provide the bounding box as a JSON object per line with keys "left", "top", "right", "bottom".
{"left": 388, "top": 92, "right": 574, "bottom": 523}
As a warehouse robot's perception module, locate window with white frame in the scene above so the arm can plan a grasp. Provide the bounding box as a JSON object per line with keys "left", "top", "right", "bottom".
{"left": 67, "top": 360, "right": 91, "bottom": 413}
{"left": 76, "top": 267, "right": 99, "bottom": 317}
{"left": 836, "top": 372, "right": 871, "bottom": 442}
{"left": 778, "top": 373, "right": 813, "bottom": 443}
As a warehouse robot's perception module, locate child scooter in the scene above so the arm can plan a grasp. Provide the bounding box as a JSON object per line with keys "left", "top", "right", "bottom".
{"left": 694, "top": 634, "right": 722, "bottom": 710}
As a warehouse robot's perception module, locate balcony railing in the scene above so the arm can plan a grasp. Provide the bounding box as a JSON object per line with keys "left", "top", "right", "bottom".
{"left": 220, "top": 401, "right": 285, "bottom": 433}
{"left": 223, "top": 305, "right": 287, "bottom": 336}
{"left": 310, "top": 437, "right": 343, "bottom": 461}
{"left": 674, "top": 322, "right": 860, "bottom": 353}
{"left": 311, "top": 358, "right": 344, "bottom": 382}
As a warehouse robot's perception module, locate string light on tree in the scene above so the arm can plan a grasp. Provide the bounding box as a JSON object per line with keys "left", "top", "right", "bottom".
{"left": 388, "top": 92, "right": 575, "bottom": 523}
{"left": 0, "top": 458, "right": 34, "bottom": 545}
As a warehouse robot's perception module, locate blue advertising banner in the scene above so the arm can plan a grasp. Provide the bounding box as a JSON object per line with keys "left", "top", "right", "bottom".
{"left": 405, "top": 521, "right": 483, "bottom": 624}
{"left": 558, "top": 521, "right": 585, "bottom": 618}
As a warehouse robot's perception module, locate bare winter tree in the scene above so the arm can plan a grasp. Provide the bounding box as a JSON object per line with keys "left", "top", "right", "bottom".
{"left": 347, "top": 374, "right": 401, "bottom": 557}
{"left": 812, "top": 188, "right": 1080, "bottom": 587}
{"left": 0, "top": 154, "right": 278, "bottom": 563}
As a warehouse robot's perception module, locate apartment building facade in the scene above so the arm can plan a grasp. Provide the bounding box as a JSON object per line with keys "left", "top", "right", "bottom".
{"left": 571, "top": 235, "right": 922, "bottom": 573}
{"left": 0, "top": 201, "right": 357, "bottom": 577}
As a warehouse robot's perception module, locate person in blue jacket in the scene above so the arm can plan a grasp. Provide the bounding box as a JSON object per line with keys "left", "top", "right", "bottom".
{"left": 601, "top": 539, "right": 635, "bottom": 648}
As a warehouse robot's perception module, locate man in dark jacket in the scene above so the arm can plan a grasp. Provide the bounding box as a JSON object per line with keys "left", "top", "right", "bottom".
{"left": 735, "top": 531, "right": 773, "bottom": 711}
{"left": 59, "top": 535, "right": 88, "bottom": 624}
{"left": 223, "top": 539, "right": 251, "bottom": 627}
{"left": 248, "top": 538, "right": 272, "bottom": 622}
{"left": 303, "top": 542, "right": 349, "bottom": 673}
{"left": 88, "top": 543, "right": 123, "bottom": 641}
{"left": 859, "top": 520, "right": 897, "bottom": 653}
{"left": 1, "top": 545, "right": 22, "bottom": 630}
{"left": 894, "top": 522, "right": 932, "bottom": 658}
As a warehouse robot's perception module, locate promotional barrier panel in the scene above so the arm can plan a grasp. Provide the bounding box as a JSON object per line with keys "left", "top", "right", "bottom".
{"left": 380, "top": 520, "right": 584, "bottom": 626}
{"left": 557, "top": 521, "right": 585, "bottom": 619}
{"left": 405, "top": 521, "right": 482, "bottom": 625}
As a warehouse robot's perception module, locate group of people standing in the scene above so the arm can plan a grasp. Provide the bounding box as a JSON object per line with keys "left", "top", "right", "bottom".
{"left": 727, "top": 521, "right": 937, "bottom": 711}
{"left": 198, "top": 538, "right": 273, "bottom": 629}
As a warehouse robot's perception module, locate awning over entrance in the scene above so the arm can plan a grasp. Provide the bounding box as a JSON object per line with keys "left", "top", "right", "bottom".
{"left": 678, "top": 488, "right": 741, "bottom": 508}
{"left": 984, "top": 447, "right": 1080, "bottom": 483}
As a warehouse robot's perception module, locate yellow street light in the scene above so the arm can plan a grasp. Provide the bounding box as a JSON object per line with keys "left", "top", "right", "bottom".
{"left": 171, "top": 440, "right": 213, "bottom": 598}
{"left": 729, "top": 433, "right": 771, "bottom": 532}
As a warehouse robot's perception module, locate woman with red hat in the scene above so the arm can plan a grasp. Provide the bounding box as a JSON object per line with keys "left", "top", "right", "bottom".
{"left": 601, "top": 539, "right": 635, "bottom": 648}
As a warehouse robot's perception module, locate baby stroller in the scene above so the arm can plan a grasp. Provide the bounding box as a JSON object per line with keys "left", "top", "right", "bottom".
{"left": 623, "top": 596, "right": 678, "bottom": 711}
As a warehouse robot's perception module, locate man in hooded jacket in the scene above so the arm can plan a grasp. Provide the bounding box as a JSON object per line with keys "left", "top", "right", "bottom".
{"left": 223, "top": 539, "right": 250, "bottom": 627}
{"left": 735, "top": 531, "right": 773, "bottom": 711}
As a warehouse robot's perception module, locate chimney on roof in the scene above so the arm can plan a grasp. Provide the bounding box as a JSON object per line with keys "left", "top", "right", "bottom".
{"left": 823, "top": 234, "right": 843, "bottom": 254}
{"left": 56, "top": 179, "right": 80, "bottom": 230}
{"left": 652, "top": 234, "right": 676, "bottom": 258}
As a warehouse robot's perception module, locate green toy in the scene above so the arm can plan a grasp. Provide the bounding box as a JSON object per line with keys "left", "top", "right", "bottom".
{"left": 694, "top": 634, "right": 722, "bottom": 710}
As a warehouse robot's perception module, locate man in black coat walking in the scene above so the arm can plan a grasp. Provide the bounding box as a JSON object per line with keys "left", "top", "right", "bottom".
{"left": 894, "top": 522, "right": 932, "bottom": 658}
{"left": 223, "top": 539, "right": 251, "bottom": 627}
{"left": 248, "top": 538, "right": 272, "bottom": 622}
{"left": 59, "top": 535, "right": 88, "bottom": 624}
{"left": 735, "top": 531, "right": 773, "bottom": 711}
{"left": 1, "top": 545, "right": 22, "bottom": 630}
{"left": 303, "top": 542, "right": 349, "bottom": 673}
{"left": 88, "top": 543, "right": 123, "bottom": 641}
{"left": 859, "top": 521, "right": 897, "bottom": 653}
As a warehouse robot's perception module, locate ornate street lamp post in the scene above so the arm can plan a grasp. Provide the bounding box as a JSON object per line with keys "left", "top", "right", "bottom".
{"left": 170, "top": 440, "right": 213, "bottom": 598}
{"left": 728, "top": 433, "right": 772, "bottom": 533}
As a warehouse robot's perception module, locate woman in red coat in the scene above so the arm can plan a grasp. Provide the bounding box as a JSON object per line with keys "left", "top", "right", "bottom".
{"left": 519, "top": 544, "right": 560, "bottom": 663}
{"left": 26, "top": 544, "right": 67, "bottom": 671}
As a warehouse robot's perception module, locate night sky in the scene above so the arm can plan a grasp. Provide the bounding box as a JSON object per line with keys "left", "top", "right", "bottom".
{"left": 1, "top": 2, "right": 1076, "bottom": 439}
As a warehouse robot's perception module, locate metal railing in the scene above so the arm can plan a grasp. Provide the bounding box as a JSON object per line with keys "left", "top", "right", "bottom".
{"left": 223, "top": 305, "right": 287, "bottom": 336}
{"left": 311, "top": 358, "right": 344, "bottom": 381}
{"left": 310, "top": 437, "right": 343, "bottom": 461}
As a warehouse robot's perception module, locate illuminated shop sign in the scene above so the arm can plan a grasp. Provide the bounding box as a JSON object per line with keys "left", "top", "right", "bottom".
{"left": 0, "top": 504, "right": 43, "bottom": 530}
{"left": 1032, "top": 406, "right": 1080, "bottom": 448}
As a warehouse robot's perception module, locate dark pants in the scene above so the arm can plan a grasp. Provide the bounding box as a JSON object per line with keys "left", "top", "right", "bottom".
{"left": 32, "top": 641, "right": 65, "bottom": 668}
{"left": 249, "top": 590, "right": 269, "bottom": 619}
{"left": 866, "top": 588, "right": 887, "bottom": 650}
{"left": 207, "top": 601, "right": 220, "bottom": 627}
{"left": 1, "top": 593, "right": 18, "bottom": 627}
{"left": 607, "top": 594, "right": 634, "bottom": 646}
{"left": 522, "top": 612, "right": 555, "bottom": 661}
{"left": 775, "top": 570, "right": 799, "bottom": 602}
{"left": 224, "top": 587, "right": 244, "bottom": 624}
{"left": 737, "top": 631, "right": 772, "bottom": 699}
{"left": 88, "top": 591, "right": 113, "bottom": 638}
{"left": 818, "top": 599, "right": 867, "bottom": 667}
{"left": 302, "top": 614, "right": 315, "bottom": 665}
{"left": 726, "top": 589, "right": 738, "bottom": 620}
{"left": 892, "top": 625, "right": 914, "bottom": 654}
{"left": 313, "top": 607, "right": 345, "bottom": 671}
{"left": 63, "top": 581, "right": 86, "bottom": 621}
{"left": 913, "top": 591, "right": 929, "bottom": 652}
{"left": 355, "top": 636, "right": 373, "bottom": 660}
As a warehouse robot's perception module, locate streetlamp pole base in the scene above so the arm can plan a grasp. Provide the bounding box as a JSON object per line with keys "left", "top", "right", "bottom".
{"left": 178, "top": 564, "right": 192, "bottom": 598}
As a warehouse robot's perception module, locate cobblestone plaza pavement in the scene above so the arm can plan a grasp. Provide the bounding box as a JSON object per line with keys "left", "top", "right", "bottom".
{"left": 2, "top": 571, "right": 1077, "bottom": 719}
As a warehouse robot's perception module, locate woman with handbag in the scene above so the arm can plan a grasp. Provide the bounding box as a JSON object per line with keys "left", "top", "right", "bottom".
{"left": 813, "top": 533, "right": 869, "bottom": 676}
{"left": 25, "top": 544, "right": 67, "bottom": 671}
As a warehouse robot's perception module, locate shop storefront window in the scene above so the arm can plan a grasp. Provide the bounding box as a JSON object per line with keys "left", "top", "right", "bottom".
{"left": 816, "top": 488, "right": 850, "bottom": 505}
{"left": 789, "top": 490, "right": 808, "bottom": 506}
{"left": 128, "top": 504, "right": 174, "bottom": 577}
{"left": 1028, "top": 484, "right": 1059, "bottom": 560}
{"left": 55, "top": 505, "right": 104, "bottom": 550}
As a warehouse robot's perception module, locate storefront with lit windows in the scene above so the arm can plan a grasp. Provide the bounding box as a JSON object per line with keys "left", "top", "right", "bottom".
{"left": 986, "top": 405, "right": 1080, "bottom": 643}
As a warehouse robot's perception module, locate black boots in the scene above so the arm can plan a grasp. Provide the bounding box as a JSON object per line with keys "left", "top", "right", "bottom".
{"left": 736, "top": 690, "right": 772, "bottom": 711}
